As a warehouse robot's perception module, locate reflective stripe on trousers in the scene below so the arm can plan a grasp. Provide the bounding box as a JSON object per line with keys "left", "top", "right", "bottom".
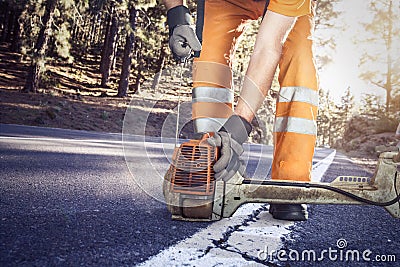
{"left": 191, "top": 0, "right": 266, "bottom": 133}
{"left": 192, "top": 86, "right": 234, "bottom": 132}
{"left": 272, "top": 3, "right": 318, "bottom": 182}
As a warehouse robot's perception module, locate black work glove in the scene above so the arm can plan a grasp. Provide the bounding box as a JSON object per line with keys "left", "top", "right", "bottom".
{"left": 167, "top": 5, "right": 202, "bottom": 60}
{"left": 207, "top": 115, "right": 252, "bottom": 181}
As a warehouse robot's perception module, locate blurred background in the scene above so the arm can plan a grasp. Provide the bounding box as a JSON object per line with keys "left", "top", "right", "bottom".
{"left": 0, "top": 0, "right": 399, "bottom": 163}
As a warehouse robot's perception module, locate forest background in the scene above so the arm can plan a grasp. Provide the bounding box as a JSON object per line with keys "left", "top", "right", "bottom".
{"left": 0, "top": 0, "right": 399, "bottom": 169}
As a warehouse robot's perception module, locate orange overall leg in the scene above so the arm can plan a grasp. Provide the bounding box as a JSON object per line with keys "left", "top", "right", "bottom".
{"left": 272, "top": 4, "right": 318, "bottom": 182}
{"left": 192, "top": 0, "right": 266, "bottom": 133}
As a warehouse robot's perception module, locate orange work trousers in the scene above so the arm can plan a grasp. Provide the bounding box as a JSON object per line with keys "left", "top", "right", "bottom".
{"left": 192, "top": 0, "right": 318, "bottom": 182}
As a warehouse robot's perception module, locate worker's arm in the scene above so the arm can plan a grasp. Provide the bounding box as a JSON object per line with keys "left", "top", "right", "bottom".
{"left": 235, "top": 10, "right": 296, "bottom": 122}
{"left": 163, "top": 0, "right": 201, "bottom": 60}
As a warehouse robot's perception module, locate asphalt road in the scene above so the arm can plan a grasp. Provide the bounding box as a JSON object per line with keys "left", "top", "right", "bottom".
{"left": 0, "top": 124, "right": 399, "bottom": 266}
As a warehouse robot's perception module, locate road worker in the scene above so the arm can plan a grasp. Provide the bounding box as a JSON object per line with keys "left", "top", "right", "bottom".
{"left": 164, "top": 0, "right": 318, "bottom": 221}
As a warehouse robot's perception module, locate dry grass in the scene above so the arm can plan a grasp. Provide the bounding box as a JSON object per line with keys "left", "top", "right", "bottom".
{"left": 0, "top": 44, "right": 193, "bottom": 136}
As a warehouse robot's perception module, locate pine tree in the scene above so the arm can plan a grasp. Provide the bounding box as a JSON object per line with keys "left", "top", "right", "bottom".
{"left": 0, "top": 0, "right": 29, "bottom": 53}
{"left": 317, "top": 89, "right": 336, "bottom": 146}
{"left": 118, "top": 4, "right": 137, "bottom": 97}
{"left": 24, "top": 0, "right": 57, "bottom": 93}
{"left": 100, "top": 2, "right": 119, "bottom": 87}
{"left": 359, "top": 93, "right": 384, "bottom": 118}
{"left": 358, "top": 0, "right": 400, "bottom": 114}
{"left": 336, "top": 86, "right": 355, "bottom": 122}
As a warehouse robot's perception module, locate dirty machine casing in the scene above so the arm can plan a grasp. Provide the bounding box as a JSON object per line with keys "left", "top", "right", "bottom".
{"left": 163, "top": 137, "right": 400, "bottom": 221}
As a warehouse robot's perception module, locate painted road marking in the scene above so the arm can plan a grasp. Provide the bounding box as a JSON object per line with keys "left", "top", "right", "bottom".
{"left": 139, "top": 150, "right": 337, "bottom": 267}
{"left": 2, "top": 135, "right": 336, "bottom": 265}
{"left": 0, "top": 136, "right": 124, "bottom": 144}
{"left": 311, "top": 150, "right": 336, "bottom": 182}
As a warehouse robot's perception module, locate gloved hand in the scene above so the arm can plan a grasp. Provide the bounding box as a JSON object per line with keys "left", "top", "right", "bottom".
{"left": 167, "top": 5, "right": 202, "bottom": 60}
{"left": 207, "top": 115, "right": 252, "bottom": 181}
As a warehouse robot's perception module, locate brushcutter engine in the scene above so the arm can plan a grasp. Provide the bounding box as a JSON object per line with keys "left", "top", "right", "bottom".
{"left": 163, "top": 133, "right": 220, "bottom": 220}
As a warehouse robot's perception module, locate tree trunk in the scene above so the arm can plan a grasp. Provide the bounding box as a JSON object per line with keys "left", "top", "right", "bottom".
{"left": 133, "top": 40, "right": 142, "bottom": 94}
{"left": 100, "top": 6, "right": 118, "bottom": 87}
{"left": 11, "top": 10, "right": 22, "bottom": 52}
{"left": 0, "top": 2, "right": 9, "bottom": 32}
{"left": 95, "top": 12, "right": 106, "bottom": 46}
{"left": 71, "top": 23, "right": 78, "bottom": 41}
{"left": 117, "top": 7, "right": 136, "bottom": 97}
{"left": 111, "top": 32, "right": 119, "bottom": 71}
{"left": 89, "top": 13, "right": 98, "bottom": 46}
{"left": 24, "top": 0, "right": 57, "bottom": 93}
{"left": 151, "top": 47, "right": 166, "bottom": 91}
{"left": 95, "top": 14, "right": 103, "bottom": 45}
{"left": 1, "top": 8, "right": 10, "bottom": 42}
{"left": 100, "top": 10, "right": 111, "bottom": 74}
{"left": 328, "top": 120, "right": 332, "bottom": 147}
{"left": 385, "top": 0, "right": 393, "bottom": 114}
{"left": 5, "top": 10, "right": 16, "bottom": 42}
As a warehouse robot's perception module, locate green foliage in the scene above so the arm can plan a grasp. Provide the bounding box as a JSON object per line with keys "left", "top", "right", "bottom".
{"left": 317, "top": 89, "right": 334, "bottom": 146}
{"left": 1, "top": 0, "right": 359, "bottom": 146}
{"left": 101, "top": 110, "right": 109, "bottom": 120}
{"left": 19, "top": 1, "right": 44, "bottom": 55}
{"left": 18, "top": 0, "right": 84, "bottom": 61}
{"left": 359, "top": 93, "right": 384, "bottom": 117}
{"left": 317, "top": 87, "right": 357, "bottom": 147}
{"left": 336, "top": 86, "right": 355, "bottom": 121}
{"left": 359, "top": 93, "right": 399, "bottom": 133}
{"left": 130, "top": 4, "right": 169, "bottom": 85}
{"left": 53, "top": 19, "right": 73, "bottom": 62}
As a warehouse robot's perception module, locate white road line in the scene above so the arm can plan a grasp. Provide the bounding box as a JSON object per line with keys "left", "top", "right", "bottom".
{"left": 2, "top": 133, "right": 336, "bottom": 266}
{"left": 312, "top": 150, "right": 336, "bottom": 182}
{"left": 139, "top": 150, "right": 337, "bottom": 267}
{"left": 0, "top": 135, "right": 178, "bottom": 146}
{"left": 0, "top": 136, "right": 124, "bottom": 144}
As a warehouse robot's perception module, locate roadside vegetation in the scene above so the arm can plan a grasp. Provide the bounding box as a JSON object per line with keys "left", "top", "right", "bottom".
{"left": 0, "top": 0, "right": 398, "bottom": 165}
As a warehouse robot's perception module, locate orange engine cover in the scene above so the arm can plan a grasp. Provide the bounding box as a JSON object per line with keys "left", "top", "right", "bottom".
{"left": 170, "top": 134, "right": 218, "bottom": 196}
